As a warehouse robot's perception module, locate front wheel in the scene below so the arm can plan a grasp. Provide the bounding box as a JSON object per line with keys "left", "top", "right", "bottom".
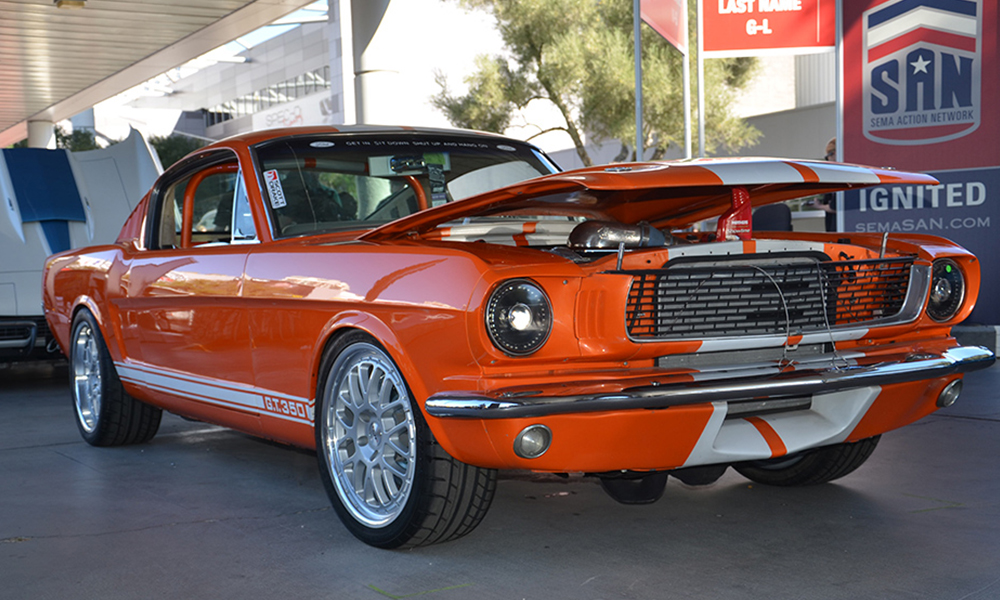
{"left": 315, "top": 332, "right": 497, "bottom": 548}
{"left": 734, "top": 436, "right": 881, "bottom": 487}
{"left": 70, "top": 309, "right": 161, "bottom": 446}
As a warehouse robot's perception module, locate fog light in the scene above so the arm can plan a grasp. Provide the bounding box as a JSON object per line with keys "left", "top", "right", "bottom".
{"left": 514, "top": 425, "right": 552, "bottom": 459}
{"left": 937, "top": 379, "right": 963, "bottom": 408}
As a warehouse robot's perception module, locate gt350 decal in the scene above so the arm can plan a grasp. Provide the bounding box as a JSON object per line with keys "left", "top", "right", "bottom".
{"left": 263, "top": 395, "right": 310, "bottom": 420}
{"left": 115, "top": 360, "right": 313, "bottom": 425}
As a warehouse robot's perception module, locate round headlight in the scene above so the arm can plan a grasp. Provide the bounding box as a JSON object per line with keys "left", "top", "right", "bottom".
{"left": 485, "top": 279, "right": 552, "bottom": 355}
{"left": 927, "top": 258, "right": 965, "bottom": 322}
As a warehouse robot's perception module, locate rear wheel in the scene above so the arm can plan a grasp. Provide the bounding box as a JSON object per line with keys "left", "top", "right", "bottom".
{"left": 315, "top": 331, "right": 497, "bottom": 548}
{"left": 734, "top": 436, "right": 880, "bottom": 486}
{"left": 70, "top": 309, "right": 161, "bottom": 446}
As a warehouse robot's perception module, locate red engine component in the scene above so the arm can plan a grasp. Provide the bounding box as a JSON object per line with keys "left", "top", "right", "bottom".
{"left": 715, "top": 186, "right": 752, "bottom": 241}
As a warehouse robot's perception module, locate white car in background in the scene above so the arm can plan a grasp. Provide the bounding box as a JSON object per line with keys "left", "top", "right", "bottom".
{"left": 0, "top": 129, "right": 161, "bottom": 361}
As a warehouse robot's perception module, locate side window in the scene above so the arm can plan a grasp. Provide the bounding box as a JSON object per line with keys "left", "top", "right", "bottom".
{"left": 151, "top": 156, "right": 248, "bottom": 249}
{"left": 156, "top": 180, "right": 185, "bottom": 249}
{"left": 189, "top": 170, "right": 238, "bottom": 244}
{"left": 231, "top": 174, "right": 257, "bottom": 243}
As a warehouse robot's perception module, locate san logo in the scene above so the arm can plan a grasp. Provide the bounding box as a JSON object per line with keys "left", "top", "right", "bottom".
{"left": 862, "top": 0, "right": 981, "bottom": 145}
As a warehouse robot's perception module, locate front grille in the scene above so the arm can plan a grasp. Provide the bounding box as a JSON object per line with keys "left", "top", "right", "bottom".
{"left": 0, "top": 321, "right": 35, "bottom": 343}
{"left": 0, "top": 317, "right": 49, "bottom": 346}
{"left": 625, "top": 255, "right": 915, "bottom": 340}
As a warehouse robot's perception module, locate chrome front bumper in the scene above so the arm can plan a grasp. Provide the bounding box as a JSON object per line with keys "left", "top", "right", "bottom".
{"left": 425, "top": 346, "right": 996, "bottom": 419}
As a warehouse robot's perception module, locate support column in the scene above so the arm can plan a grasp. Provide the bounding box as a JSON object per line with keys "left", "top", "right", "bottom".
{"left": 70, "top": 108, "right": 96, "bottom": 136}
{"left": 326, "top": 0, "right": 350, "bottom": 124}
{"left": 27, "top": 121, "right": 56, "bottom": 149}
{"left": 350, "top": 0, "right": 398, "bottom": 125}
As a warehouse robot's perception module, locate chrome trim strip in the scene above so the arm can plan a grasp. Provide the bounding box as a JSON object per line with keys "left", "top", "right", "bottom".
{"left": 425, "top": 345, "right": 995, "bottom": 419}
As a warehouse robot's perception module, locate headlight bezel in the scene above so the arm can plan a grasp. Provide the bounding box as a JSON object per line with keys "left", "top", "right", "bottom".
{"left": 485, "top": 278, "right": 553, "bottom": 356}
{"left": 926, "top": 258, "right": 965, "bottom": 322}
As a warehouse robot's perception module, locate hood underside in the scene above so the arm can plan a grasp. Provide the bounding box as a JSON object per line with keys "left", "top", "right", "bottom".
{"left": 361, "top": 157, "right": 938, "bottom": 242}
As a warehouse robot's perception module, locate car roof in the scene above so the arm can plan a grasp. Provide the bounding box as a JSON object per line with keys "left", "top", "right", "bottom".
{"left": 210, "top": 125, "right": 519, "bottom": 148}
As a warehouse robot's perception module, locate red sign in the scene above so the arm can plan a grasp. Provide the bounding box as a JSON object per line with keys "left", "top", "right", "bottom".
{"left": 701, "top": 0, "right": 835, "bottom": 56}
{"left": 642, "top": 0, "right": 688, "bottom": 54}
{"left": 842, "top": 0, "right": 998, "bottom": 171}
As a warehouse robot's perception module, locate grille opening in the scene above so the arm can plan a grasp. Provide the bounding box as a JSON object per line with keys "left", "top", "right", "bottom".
{"left": 625, "top": 255, "right": 915, "bottom": 340}
{"left": 726, "top": 396, "right": 813, "bottom": 419}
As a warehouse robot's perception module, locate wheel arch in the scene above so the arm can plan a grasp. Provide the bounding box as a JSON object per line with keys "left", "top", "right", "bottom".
{"left": 68, "top": 296, "right": 122, "bottom": 361}
{"left": 311, "top": 311, "right": 433, "bottom": 410}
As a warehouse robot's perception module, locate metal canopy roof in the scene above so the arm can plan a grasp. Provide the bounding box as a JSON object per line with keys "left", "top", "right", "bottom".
{"left": 0, "top": 0, "right": 315, "bottom": 147}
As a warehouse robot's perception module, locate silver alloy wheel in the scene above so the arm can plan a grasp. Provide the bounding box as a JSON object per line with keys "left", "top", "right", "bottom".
{"left": 321, "top": 343, "right": 417, "bottom": 528}
{"left": 72, "top": 321, "right": 102, "bottom": 434}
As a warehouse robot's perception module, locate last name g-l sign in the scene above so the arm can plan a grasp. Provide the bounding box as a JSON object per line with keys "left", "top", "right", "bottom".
{"left": 702, "top": 0, "right": 835, "bottom": 56}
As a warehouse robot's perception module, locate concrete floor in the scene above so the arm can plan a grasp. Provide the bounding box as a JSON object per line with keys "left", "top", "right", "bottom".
{"left": 2, "top": 360, "right": 999, "bottom": 600}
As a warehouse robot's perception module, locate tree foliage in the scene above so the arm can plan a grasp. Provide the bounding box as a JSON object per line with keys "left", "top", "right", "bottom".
{"left": 433, "top": 0, "right": 760, "bottom": 165}
{"left": 149, "top": 134, "right": 207, "bottom": 169}
{"left": 11, "top": 126, "right": 106, "bottom": 151}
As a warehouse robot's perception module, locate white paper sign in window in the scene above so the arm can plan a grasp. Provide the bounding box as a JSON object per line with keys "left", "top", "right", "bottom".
{"left": 263, "top": 169, "right": 287, "bottom": 209}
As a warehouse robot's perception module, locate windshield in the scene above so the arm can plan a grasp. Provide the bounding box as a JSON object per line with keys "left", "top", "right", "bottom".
{"left": 252, "top": 133, "right": 558, "bottom": 238}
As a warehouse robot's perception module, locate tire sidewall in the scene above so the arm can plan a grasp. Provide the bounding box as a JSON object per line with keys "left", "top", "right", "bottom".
{"left": 734, "top": 436, "right": 881, "bottom": 486}
{"left": 314, "top": 330, "right": 431, "bottom": 548}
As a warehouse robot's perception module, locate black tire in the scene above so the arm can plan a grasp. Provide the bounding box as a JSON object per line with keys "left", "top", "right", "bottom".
{"left": 734, "top": 436, "right": 881, "bottom": 487}
{"left": 599, "top": 472, "right": 669, "bottom": 505}
{"left": 315, "top": 331, "right": 497, "bottom": 548}
{"left": 69, "top": 309, "right": 162, "bottom": 446}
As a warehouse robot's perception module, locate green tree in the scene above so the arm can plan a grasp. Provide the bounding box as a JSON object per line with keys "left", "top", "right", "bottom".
{"left": 149, "top": 134, "right": 206, "bottom": 169}
{"left": 10, "top": 125, "right": 107, "bottom": 151}
{"left": 433, "top": 0, "right": 760, "bottom": 165}
{"left": 57, "top": 127, "right": 103, "bottom": 151}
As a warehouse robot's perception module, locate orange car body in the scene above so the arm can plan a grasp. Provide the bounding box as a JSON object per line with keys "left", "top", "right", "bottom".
{"left": 43, "top": 126, "right": 993, "bottom": 477}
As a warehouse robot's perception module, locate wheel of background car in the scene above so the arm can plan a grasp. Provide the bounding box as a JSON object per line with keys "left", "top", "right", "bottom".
{"left": 733, "top": 436, "right": 881, "bottom": 487}
{"left": 70, "top": 309, "right": 162, "bottom": 446}
{"left": 315, "top": 331, "right": 498, "bottom": 548}
{"left": 598, "top": 471, "right": 669, "bottom": 505}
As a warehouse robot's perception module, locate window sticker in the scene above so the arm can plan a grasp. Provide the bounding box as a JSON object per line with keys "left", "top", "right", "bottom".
{"left": 428, "top": 163, "right": 447, "bottom": 206}
{"left": 263, "top": 169, "right": 287, "bottom": 209}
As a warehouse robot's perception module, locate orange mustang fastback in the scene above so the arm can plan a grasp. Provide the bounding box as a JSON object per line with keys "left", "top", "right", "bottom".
{"left": 43, "top": 126, "right": 995, "bottom": 548}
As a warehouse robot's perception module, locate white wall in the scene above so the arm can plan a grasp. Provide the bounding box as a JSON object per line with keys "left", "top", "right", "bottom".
{"left": 735, "top": 102, "right": 835, "bottom": 161}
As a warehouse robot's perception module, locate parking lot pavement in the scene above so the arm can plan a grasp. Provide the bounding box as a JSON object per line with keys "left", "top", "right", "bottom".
{"left": 2, "top": 360, "right": 1000, "bottom": 600}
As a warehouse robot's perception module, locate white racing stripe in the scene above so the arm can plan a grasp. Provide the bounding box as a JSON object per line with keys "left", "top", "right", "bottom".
{"left": 760, "top": 387, "right": 881, "bottom": 453}
{"left": 115, "top": 360, "right": 313, "bottom": 426}
{"left": 680, "top": 386, "right": 881, "bottom": 467}
{"left": 804, "top": 162, "right": 882, "bottom": 184}
{"left": 699, "top": 160, "right": 806, "bottom": 186}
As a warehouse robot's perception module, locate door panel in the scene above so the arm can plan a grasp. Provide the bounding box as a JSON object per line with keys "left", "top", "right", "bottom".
{"left": 113, "top": 152, "right": 262, "bottom": 433}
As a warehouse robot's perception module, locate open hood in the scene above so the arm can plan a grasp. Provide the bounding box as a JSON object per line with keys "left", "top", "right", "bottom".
{"left": 361, "top": 157, "right": 938, "bottom": 242}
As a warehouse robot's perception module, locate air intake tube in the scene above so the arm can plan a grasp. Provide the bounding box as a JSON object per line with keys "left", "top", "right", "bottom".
{"left": 568, "top": 220, "right": 666, "bottom": 249}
